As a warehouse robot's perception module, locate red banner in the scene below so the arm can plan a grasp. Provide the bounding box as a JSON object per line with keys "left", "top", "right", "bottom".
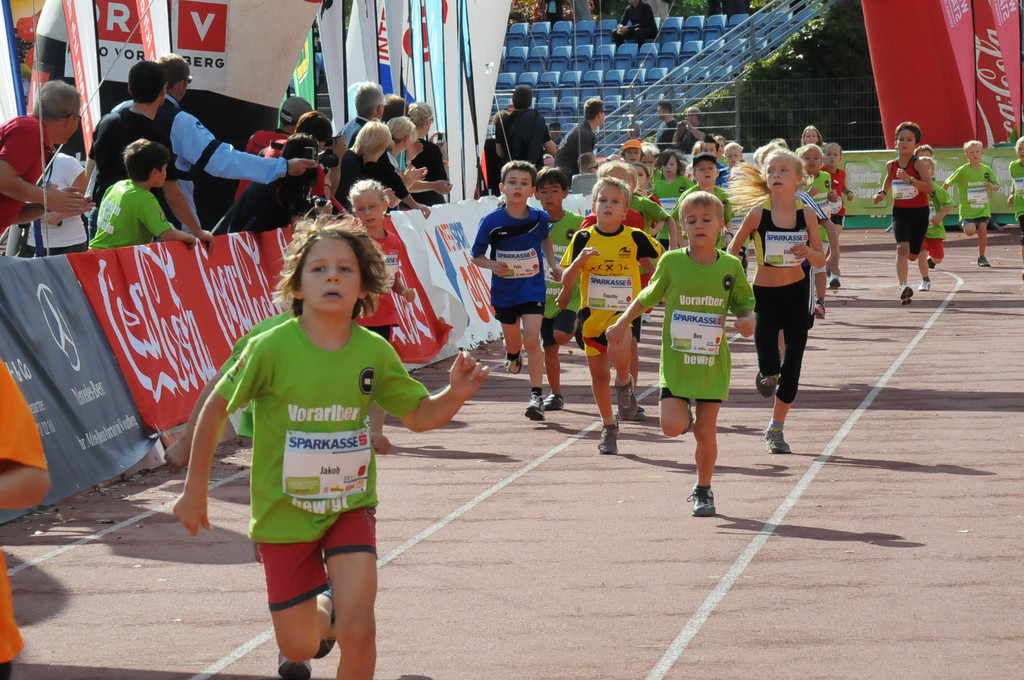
{"left": 68, "top": 227, "right": 451, "bottom": 431}
{"left": 973, "top": 0, "right": 1022, "bottom": 145}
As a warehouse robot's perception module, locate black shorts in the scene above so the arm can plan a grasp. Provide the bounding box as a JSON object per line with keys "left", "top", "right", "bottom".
{"left": 540, "top": 309, "right": 579, "bottom": 348}
{"left": 1019, "top": 216, "right": 1024, "bottom": 245}
{"left": 494, "top": 301, "right": 545, "bottom": 325}
{"left": 363, "top": 325, "right": 393, "bottom": 341}
{"left": 892, "top": 206, "right": 929, "bottom": 255}
{"left": 659, "top": 387, "right": 721, "bottom": 403}
{"left": 831, "top": 215, "right": 844, "bottom": 227}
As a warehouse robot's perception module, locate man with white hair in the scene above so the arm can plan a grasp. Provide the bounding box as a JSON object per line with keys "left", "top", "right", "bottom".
{"left": 339, "top": 82, "right": 385, "bottom": 148}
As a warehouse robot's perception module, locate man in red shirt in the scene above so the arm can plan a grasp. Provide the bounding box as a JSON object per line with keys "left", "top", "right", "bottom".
{"left": 0, "top": 81, "right": 93, "bottom": 231}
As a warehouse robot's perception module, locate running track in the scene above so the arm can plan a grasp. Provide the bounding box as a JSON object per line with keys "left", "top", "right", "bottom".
{"left": 4, "top": 228, "right": 1023, "bottom": 679}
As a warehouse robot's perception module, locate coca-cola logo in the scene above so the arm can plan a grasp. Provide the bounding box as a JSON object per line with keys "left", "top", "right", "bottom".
{"left": 975, "top": 29, "right": 1016, "bottom": 144}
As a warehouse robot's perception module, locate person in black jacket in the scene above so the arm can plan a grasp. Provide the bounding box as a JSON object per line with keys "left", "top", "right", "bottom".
{"left": 408, "top": 103, "right": 452, "bottom": 206}
{"left": 612, "top": 0, "right": 658, "bottom": 46}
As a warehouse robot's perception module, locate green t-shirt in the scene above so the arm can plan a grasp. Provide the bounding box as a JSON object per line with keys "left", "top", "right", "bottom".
{"left": 1009, "top": 159, "right": 1024, "bottom": 218}
{"left": 635, "top": 248, "right": 754, "bottom": 400}
{"left": 216, "top": 319, "right": 428, "bottom": 543}
{"left": 926, "top": 185, "right": 954, "bottom": 240}
{"left": 221, "top": 312, "right": 292, "bottom": 438}
{"left": 90, "top": 179, "right": 172, "bottom": 249}
{"left": 944, "top": 162, "right": 996, "bottom": 220}
{"left": 544, "top": 211, "right": 585, "bottom": 317}
{"left": 651, "top": 173, "right": 695, "bottom": 218}
{"left": 630, "top": 193, "right": 670, "bottom": 237}
{"left": 672, "top": 185, "right": 735, "bottom": 249}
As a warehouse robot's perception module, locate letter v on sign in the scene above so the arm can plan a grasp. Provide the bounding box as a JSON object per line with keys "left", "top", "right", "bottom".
{"left": 176, "top": 0, "right": 227, "bottom": 52}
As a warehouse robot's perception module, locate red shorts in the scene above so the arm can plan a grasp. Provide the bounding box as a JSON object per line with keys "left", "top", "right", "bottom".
{"left": 922, "top": 237, "right": 944, "bottom": 260}
{"left": 258, "top": 507, "right": 377, "bottom": 611}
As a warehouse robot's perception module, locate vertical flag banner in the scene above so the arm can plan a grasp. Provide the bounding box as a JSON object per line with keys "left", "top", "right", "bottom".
{"left": 382, "top": 0, "right": 406, "bottom": 95}
{"left": 1, "top": 0, "right": 26, "bottom": 120}
{"left": 345, "top": 0, "right": 379, "bottom": 90}
{"left": 291, "top": 27, "right": 316, "bottom": 106}
{"left": 973, "top": 0, "right": 1021, "bottom": 145}
{"left": 61, "top": 0, "right": 101, "bottom": 152}
{"left": 318, "top": 0, "right": 349, "bottom": 126}
{"left": 134, "top": 0, "right": 172, "bottom": 61}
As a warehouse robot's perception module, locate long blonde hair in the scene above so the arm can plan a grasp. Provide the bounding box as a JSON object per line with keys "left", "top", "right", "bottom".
{"left": 728, "top": 149, "right": 806, "bottom": 212}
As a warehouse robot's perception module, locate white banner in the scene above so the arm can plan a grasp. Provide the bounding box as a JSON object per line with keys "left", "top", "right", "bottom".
{"left": 62, "top": 0, "right": 101, "bottom": 152}
{"left": 134, "top": 0, "right": 171, "bottom": 61}
{"left": 318, "top": 0, "right": 349, "bottom": 127}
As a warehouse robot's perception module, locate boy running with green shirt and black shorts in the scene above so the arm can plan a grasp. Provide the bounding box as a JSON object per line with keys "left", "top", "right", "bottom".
{"left": 1008, "top": 136, "right": 1024, "bottom": 279}
{"left": 913, "top": 153, "right": 954, "bottom": 291}
{"left": 90, "top": 139, "right": 198, "bottom": 250}
{"left": 943, "top": 140, "right": 1001, "bottom": 267}
{"left": 535, "top": 167, "right": 584, "bottom": 411}
{"left": 607, "top": 191, "right": 755, "bottom": 517}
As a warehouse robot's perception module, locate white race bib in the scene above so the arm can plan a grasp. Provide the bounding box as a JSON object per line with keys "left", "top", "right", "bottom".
{"left": 763, "top": 230, "right": 806, "bottom": 267}
{"left": 282, "top": 429, "right": 372, "bottom": 500}
{"left": 587, "top": 274, "right": 633, "bottom": 310}
{"left": 967, "top": 186, "right": 987, "bottom": 206}
{"left": 496, "top": 248, "right": 540, "bottom": 278}
{"left": 1014, "top": 176, "right": 1024, "bottom": 192}
{"left": 659, "top": 197, "right": 678, "bottom": 214}
{"left": 891, "top": 179, "right": 918, "bottom": 201}
{"left": 384, "top": 253, "right": 400, "bottom": 288}
{"left": 670, "top": 310, "right": 723, "bottom": 355}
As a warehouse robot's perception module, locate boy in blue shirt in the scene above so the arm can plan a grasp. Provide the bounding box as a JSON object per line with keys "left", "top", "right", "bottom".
{"left": 472, "top": 161, "right": 562, "bottom": 420}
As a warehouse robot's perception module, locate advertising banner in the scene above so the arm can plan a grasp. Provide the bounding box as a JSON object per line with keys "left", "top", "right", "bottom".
{"left": 972, "top": 0, "right": 1022, "bottom": 145}
{"left": 0, "top": 256, "right": 153, "bottom": 524}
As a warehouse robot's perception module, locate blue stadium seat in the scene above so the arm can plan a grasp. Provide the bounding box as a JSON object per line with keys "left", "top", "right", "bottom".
{"left": 659, "top": 16, "right": 683, "bottom": 45}
{"left": 573, "top": 19, "right": 596, "bottom": 45}
{"left": 526, "top": 46, "right": 549, "bottom": 74}
{"left": 704, "top": 15, "right": 726, "bottom": 42}
{"left": 495, "top": 95, "right": 512, "bottom": 112}
{"left": 557, "top": 95, "right": 580, "bottom": 118}
{"left": 593, "top": 44, "right": 615, "bottom": 71}
{"left": 496, "top": 72, "right": 516, "bottom": 91}
{"left": 505, "top": 23, "right": 528, "bottom": 49}
{"left": 560, "top": 70, "right": 582, "bottom": 93}
{"left": 656, "top": 42, "right": 681, "bottom": 70}
{"left": 681, "top": 15, "right": 703, "bottom": 43}
{"left": 613, "top": 42, "right": 638, "bottom": 70}
{"left": 625, "top": 68, "right": 646, "bottom": 86}
{"left": 604, "top": 69, "right": 625, "bottom": 97}
{"left": 537, "top": 96, "right": 557, "bottom": 119}
{"left": 604, "top": 94, "right": 622, "bottom": 114}
{"left": 570, "top": 44, "right": 593, "bottom": 72}
{"left": 728, "top": 14, "right": 750, "bottom": 29}
{"left": 646, "top": 67, "right": 668, "bottom": 83}
{"left": 580, "top": 70, "right": 604, "bottom": 100}
{"left": 538, "top": 71, "right": 561, "bottom": 92}
{"left": 529, "top": 22, "right": 551, "bottom": 48}
{"left": 681, "top": 40, "right": 702, "bottom": 60}
{"left": 503, "top": 46, "right": 527, "bottom": 75}
{"left": 550, "top": 20, "right": 573, "bottom": 49}
{"left": 637, "top": 42, "right": 660, "bottom": 68}
{"left": 595, "top": 18, "right": 618, "bottom": 46}
{"left": 517, "top": 71, "right": 539, "bottom": 89}
{"left": 549, "top": 45, "right": 572, "bottom": 72}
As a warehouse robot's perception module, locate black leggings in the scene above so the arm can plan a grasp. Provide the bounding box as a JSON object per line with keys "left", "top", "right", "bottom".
{"left": 753, "top": 277, "right": 811, "bottom": 405}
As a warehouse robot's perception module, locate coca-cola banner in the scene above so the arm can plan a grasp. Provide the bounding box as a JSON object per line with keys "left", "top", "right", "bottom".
{"left": 973, "top": 0, "right": 1021, "bottom": 145}
{"left": 67, "top": 233, "right": 287, "bottom": 431}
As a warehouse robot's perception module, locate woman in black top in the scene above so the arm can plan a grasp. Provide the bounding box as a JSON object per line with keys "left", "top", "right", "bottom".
{"left": 333, "top": 122, "right": 431, "bottom": 217}
{"left": 408, "top": 103, "right": 452, "bottom": 205}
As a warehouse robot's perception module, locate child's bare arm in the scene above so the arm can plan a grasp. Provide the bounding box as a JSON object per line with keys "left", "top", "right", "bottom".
{"left": 727, "top": 208, "right": 760, "bottom": 256}
{"left": 399, "top": 352, "right": 489, "bottom": 432}
{"left": 874, "top": 161, "right": 894, "bottom": 203}
{"left": 666, "top": 216, "right": 680, "bottom": 249}
{"left": 158, "top": 226, "right": 198, "bottom": 246}
{"left": 173, "top": 392, "right": 229, "bottom": 535}
{"left": 0, "top": 462, "right": 50, "bottom": 509}
{"left": 542, "top": 235, "right": 562, "bottom": 281}
{"left": 733, "top": 309, "right": 755, "bottom": 338}
{"left": 471, "top": 253, "right": 510, "bottom": 276}
{"left": 606, "top": 298, "right": 645, "bottom": 348}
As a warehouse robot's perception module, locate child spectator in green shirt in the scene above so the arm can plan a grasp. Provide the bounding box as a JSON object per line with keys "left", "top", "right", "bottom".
{"left": 90, "top": 139, "right": 198, "bottom": 250}
{"left": 942, "top": 139, "right": 1001, "bottom": 267}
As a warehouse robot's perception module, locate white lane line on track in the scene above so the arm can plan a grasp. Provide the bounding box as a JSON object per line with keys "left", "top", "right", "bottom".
{"left": 187, "top": 389, "right": 669, "bottom": 680}
{"left": 644, "top": 272, "right": 964, "bottom": 680}
{"left": 7, "top": 469, "right": 250, "bottom": 577}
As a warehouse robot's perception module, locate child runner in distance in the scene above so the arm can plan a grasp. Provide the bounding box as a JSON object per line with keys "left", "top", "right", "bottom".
{"left": 535, "top": 167, "right": 585, "bottom": 411}
{"left": 558, "top": 177, "right": 661, "bottom": 454}
{"left": 351, "top": 179, "right": 418, "bottom": 454}
{"left": 607, "top": 191, "right": 754, "bottom": 516}
{"left": 1008, "top": 136, "right": 1024, "bottom": 279}
{"left": 670, "top": 152, "right": 734, "bottom": 250}
{"left": 651, "top": 150, "right": 694, "bottom": 242}
{"left": 912, "top": 150, "right": 954, "bottom": 290}
{"left": 942, "top": 140, "right": 1001, "bottom": 268}
{"left": 728, "top": 150, "right": 825, "bottom": 455}
{"left": 796, "top": 143, "right": 834, "bottom": 319}
{"left": 173, "top": 217, "right": 488, "bottom": 680}
{"left": 873, "top": 122, "right": 934, "bottom": 303}
{"left": 471, "top": 160, "right": 561, "bottom": 421}
{"left": 822, "top": 142, "right": 852, "bottom": 289}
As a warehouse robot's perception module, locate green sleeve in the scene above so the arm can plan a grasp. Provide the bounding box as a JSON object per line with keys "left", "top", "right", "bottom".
{"left": 140, "top": 194, "right": 172, "bottom": 238}
{"left": 635, "top": 252, "right": 673, "bottom": 308}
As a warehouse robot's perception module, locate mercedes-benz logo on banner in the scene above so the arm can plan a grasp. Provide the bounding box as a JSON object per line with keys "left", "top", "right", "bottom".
{"left": 37, "top": 284, "right": 81, "bottom": 372}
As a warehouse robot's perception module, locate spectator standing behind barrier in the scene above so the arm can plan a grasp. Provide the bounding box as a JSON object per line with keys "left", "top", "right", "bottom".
{"left": 554, "top": 98, "right": 605, "bottom": 176}
{"left": 0, "top": 81, "right": 93, "bottom": 236}
{"left": 340, "top": 82, "right": 386, "bottom": 148}
{"left": 0, "top": 360, "right": 51, "bottom": 680}
{"left": 18, "top": 152, "right": 88, "bottom": 257}
{"left": 673, "top": 107, "right": 707, "bottom": 153}
{"left": 244, "top": 96, "right": 313, "bottom": 157}
{"left": 88, "top": 61, "right": 210, "bottom": 243}
{"left": 496, "top": 85, "right": 557, "bottom": 169}
{"left": 408, "top": 103, "right": 452, "bottom": 206}
{"left": 613, "top": 0, "right": 658, "bottom": 47}
{"left": 334, "top": 122, "right": 431, "bottom": 217}
{"left": 654, "top": 101, "right": 678, "bottom": 151}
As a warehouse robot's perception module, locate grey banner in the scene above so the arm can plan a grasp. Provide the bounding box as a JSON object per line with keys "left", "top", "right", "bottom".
{"left": 0, "top": 256, "right": 154, "bottom": 523}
